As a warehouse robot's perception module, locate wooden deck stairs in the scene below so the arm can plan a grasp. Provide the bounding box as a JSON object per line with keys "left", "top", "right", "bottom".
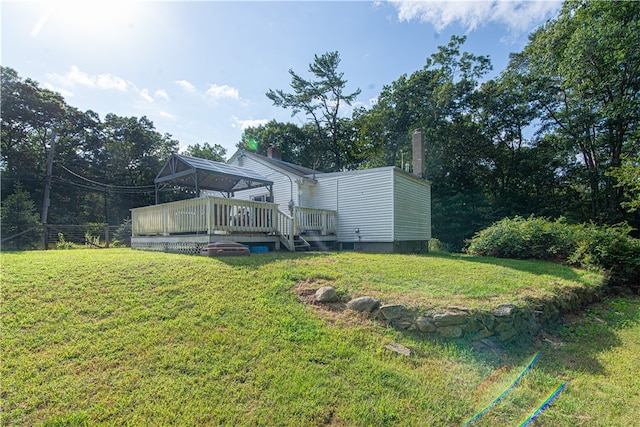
{"left": 293, "top": 235, "right": 311, "bottom": 252}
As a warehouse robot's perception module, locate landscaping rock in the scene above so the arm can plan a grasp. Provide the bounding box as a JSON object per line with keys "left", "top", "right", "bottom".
{"left": 438, "top": 325, "right": 463, "bottom": 338}
{"left": 470, "top": 327, "right": 494, "bottom": 341}
{"left": 433, "top": 312, "right": 467, "bottom": 326}
{"left": 494, "top": 321, "right": 515, "bottom": 333}
{"left": 416, "top": 316, "right": 437, "bottom": 333}
{"left": 380, "top": 304, "right": 407, "bottom": 320}
{"left": 315, "top": 286, "right": 338, "bottom": 303}
{"left": 384, "top": 342, "right": 412, "bottom": 357}
{"left": 471, "top": 337, "right": 506, "bottom": 355}
{"left": 494, "top": 304, "right": 516, "bottom": 317}
{"left": 481, "top": 314, "right": 495, "bottom": 330}
{"left": 396, "top": 321, "right": 414, "bottom": 330}
{"left": 346, "top": 296, "right": 381, "bottom": 313}
{"left": 497, "top": 327, "right": 518, "bottom": 342}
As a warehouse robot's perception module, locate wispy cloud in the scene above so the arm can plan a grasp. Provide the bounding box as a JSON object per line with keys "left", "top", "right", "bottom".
{"left": 140, "top": 89, "right": 154, "bottom": 103}
{"left": 206, "top": 84, "right": 239, "bottom": 100}
{"left": 159, "top": 111, "right": 175, "bottom": 119}
{"left": 48, "top": 65, "right": 133, "bottom": 91}
{"left": 175, "top": 79, "right": 195, "bottom": 92}
{"left": 232, "top": 116, "right": 268, "bottom": 131}
{"left": 155, "top": 89, "right": 169, "bottom": 101}
{"left": 388, "top": 0, "right": 561, "bottom": 34}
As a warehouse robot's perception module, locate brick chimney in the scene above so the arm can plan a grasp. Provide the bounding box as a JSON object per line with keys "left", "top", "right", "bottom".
{"left": 267, "top": 145, "right": 282, "bottom": 160}
{"left": 412, "top": 128, "right": 424, "bottom": 178}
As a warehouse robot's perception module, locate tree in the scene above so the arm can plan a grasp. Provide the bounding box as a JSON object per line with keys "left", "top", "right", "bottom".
{"left": 238, "top": 120, "right": 312, "bottom": 166}
{"left": 1, "top": 66, "right": 66, "bottom": 204}
{"left": 609, "top": 154, "right": 640, "bottom": 213}
{"left": 184, "top": 142, "right": 226, "bottom": 162}
{"left": 352, "top": 36, "right": 494, "bottom": 249}
{"left": 475, "top": 58, "right": 569, "bottom": 219}
{"left": 266, "top": 51, "right": 362, "bottom": 171}
{"left": 1, "top": 182, "right": 41, "bottom": 250}
{"left": 95, "top": 114, "right": 179, "bottom": 221}
{"left": 521, "top": 0, "right": 640, "bottom": 223}
{"left": 1, "top": 67, "right": 185, "bottom": 226}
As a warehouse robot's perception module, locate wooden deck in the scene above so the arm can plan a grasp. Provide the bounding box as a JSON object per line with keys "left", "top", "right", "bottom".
{"left": 131, "top": 196, "right": 337, "bottom": 253}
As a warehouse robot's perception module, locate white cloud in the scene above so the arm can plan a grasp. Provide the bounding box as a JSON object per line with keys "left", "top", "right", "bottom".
{"left": 155, "top": 89, "right": 169, "bottom": 101}
{"left": 232, "top": 117, "right": 269, "bottom": 131}
{"left": 140, "top": 89, "right": 154, "bottom": 103}
{"left": 389, "top": 0, "right": 561, "bottom": 34}
{"left": 42, "top": 82, "right": 74, "bottom": 98}
{"left": 94, "top": 73, "right": 130, "bottom": 91}
{"left": 206, "top": 84, "right": 239, "bottom": 100}
{"left": 176, "top": 79, "right": 195, "bottom": 92}
{"left": 48, "top": 65, "right": 133, "bottom": 91}
{"left": 159, "top": 111, "right": 175, "bottom": 119}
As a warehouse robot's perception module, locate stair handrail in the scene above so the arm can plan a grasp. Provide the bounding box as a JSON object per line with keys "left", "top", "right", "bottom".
{"left": 276, "top": 209, "right": 295, "bottom": 251}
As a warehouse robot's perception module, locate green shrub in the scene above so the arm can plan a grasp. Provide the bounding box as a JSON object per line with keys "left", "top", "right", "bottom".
{"left": 84, "top": 231, "right": 101, "bottom": 248}
{"left": 467, "top": 216, "right": 640, "bottom": 292}
{"left": 112, "top": 218, "right": 132, "bottom": 247}
{"left": 0, "top": 183, "right": 42, "bottom": 250}
{"left": 571, "top": 224, "right": 640, "bottom": 291}
{"left": 466, "top": 216, "right": 577, "bottom": 261}
{"left": 55, "top": 233, "right": 80, "bottom": 250}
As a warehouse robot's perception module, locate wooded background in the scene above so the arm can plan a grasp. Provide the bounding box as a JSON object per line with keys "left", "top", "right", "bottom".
{"left": 2, "top": 1, "right": 638, "bottom": 250}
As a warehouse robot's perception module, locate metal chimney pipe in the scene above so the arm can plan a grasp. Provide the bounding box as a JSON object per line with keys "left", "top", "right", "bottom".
{"left": 412, "top": 128, "right": 424, "bottom": 178}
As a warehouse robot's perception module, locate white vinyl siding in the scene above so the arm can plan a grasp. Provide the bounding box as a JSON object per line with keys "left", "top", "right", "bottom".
{"left": 314, "top": 168, "right": 394, "bottom": 242}
{"left": 227, "top": 150, "right": 431, "bottom": 246}
{"left": 231, "top": 155, "right": 299, "bottom": 211}
{"left": 393, "top": 169, "right": 431, "bottom": 241}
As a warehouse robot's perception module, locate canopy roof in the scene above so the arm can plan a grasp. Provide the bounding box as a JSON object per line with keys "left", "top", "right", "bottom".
{"left": 155, "top": 154, "right": 273, "bottom": 197}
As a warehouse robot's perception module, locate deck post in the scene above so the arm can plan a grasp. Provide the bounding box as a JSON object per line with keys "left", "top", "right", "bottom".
{"left": 289, "top": 215, "right": 295, "bottom": 251}
{"left": 206, "top": 197, "right": 212, "bottom": 235}
{"left": 162, "top": 205, "right": 168, "bottom": 236}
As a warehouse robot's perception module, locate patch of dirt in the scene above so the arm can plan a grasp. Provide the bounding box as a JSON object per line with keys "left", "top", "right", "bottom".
{"left": 294, "top": 279, "right": 374, "bottom": 327}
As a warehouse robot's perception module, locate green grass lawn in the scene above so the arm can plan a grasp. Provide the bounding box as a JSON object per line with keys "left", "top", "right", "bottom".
{"left": 2, "top": 249, "right": 638, "bottom": 426}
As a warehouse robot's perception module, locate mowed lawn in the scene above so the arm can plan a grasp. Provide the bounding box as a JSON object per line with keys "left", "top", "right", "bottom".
{"left": 2, "top": 249, "right": 638, "bottom": 426}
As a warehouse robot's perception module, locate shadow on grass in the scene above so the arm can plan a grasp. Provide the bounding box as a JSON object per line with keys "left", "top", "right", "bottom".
{"left": 202, "top": 250, "right": 337, "bottom": 268}
{"left": 211, "top": 250, "right": 594, "bottom": 285}
{"left": 533, "top": 296, "right": 640, "bottom": 376}
{"left": 425, "top": 251, "right": 592, "bottom": 284}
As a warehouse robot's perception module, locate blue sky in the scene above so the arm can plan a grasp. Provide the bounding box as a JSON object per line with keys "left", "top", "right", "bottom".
{"left": 2, "top": 0, "right": 562, "bottom": 156}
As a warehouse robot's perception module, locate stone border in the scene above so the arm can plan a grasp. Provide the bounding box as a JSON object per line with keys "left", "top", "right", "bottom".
{"left": 311, "top": 284, "right": 606, "bottom": 351}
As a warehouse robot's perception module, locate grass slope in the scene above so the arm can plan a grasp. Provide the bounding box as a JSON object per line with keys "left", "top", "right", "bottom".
{"left": 1, "top": 249, "right": 637, "bottom": 426}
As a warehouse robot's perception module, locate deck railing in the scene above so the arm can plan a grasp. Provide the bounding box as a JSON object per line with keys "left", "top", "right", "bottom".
{"left": 132, "top": 197, "right": 277, "bottom": 236}
{"left": 276, "top": 210, "right": 295, "bottom": 250}
{"left": 131, "top": 197, "right": 337, "bottom": 239}
{"left": 294, "top": 206, "right": 337, "bottom": 235}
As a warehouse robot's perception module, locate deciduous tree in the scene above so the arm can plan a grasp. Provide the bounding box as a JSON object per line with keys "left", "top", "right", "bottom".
{"left": 266, "top": 51, "right": 361, "bottom": 171}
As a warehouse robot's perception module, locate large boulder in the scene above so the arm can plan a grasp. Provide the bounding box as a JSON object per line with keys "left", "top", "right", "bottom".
{"left": 315, "top": 286, "right": 339, "bottom": 303}
{"left": 346, "top": 296, "right": 381, "bottom": 313}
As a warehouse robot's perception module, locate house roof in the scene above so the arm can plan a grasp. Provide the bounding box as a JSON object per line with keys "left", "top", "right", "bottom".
{"left": 306, "top": 165, "right": 431, "bottom": 185}
{"left": 155, "top": 153, "right": 273, "bottom": 193}
{"left": 229, "top": 150, "right": 321, "bottom": 178}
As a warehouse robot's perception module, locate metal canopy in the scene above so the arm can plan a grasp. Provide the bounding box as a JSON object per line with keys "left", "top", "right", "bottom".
{"left": 155, "top": 154, "right": 273, "bottom": 203}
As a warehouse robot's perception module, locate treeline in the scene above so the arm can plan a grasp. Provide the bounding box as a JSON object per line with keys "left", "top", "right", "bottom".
{"left": 2, "top": 0, "right": 639, "bottom": 250}
{"left": 243, "top": 1, "right": 640, "bottom": 249}
{"left": 1, "top": 66, "right": 226, "bottom": 232}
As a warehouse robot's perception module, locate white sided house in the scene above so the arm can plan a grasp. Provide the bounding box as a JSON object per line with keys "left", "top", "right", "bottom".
{"left": 131, "top": 129, "right": 431, "bottom": 253}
